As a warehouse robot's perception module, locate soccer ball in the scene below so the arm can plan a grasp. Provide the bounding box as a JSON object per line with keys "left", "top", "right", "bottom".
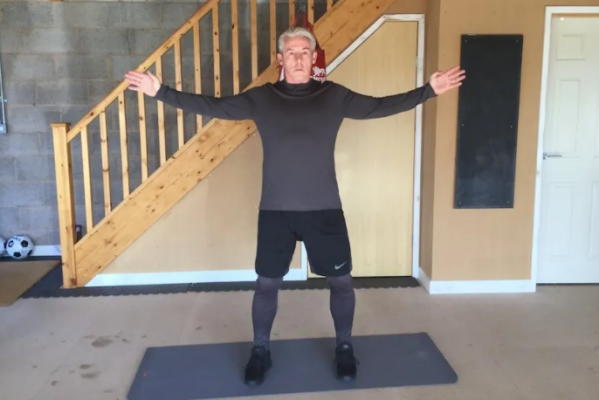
{"left": 5, "top": 234, "right": 35, "bottom": 260}
{"left": 0, "top": 236, "right": 5, "bottom": 257}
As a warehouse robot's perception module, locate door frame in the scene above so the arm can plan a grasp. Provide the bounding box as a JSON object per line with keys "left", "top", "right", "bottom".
{"left": 531, "top": 6, "right": 599, "bottom": 285}
{"left": 301, "top": 14, "right": 426, "bottom": 280}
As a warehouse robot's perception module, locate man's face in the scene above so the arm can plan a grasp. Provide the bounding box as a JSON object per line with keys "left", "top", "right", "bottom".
{"left": 277, "top": 35, "right": 317, "bottom": 84}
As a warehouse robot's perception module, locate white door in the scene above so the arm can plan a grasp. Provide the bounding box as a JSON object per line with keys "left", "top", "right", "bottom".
{"left": 537, "top": 16, "right": 599, "bottom": 284}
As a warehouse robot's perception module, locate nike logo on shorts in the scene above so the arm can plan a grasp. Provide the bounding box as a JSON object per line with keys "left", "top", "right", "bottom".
{"left": 334, "top": 261, "right": 347, "bottom": 270}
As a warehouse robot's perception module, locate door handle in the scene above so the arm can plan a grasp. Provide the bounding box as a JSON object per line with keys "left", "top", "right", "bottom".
{"left": 543, "top": 152, "right": 562, "bottom": 160}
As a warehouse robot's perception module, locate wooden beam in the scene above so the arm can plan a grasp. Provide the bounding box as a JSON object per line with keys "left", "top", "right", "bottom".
{"left": 80, "top": 126, "right": 94, "bottom": 231}
{"left": 139, "top": 91, "right": 150, "bottom": 178}
{"left": 193, "top": 20, "right": 203, "bottom": 131}
{"left": 270, "top": 0, "right": 277, "bottom": 62}
{"left": 174, "top": 39, "right": 185, "bottom": 148}
{"left": 155, "top": 57, "right": 165, "bottom": 168}
{"left": 289, "top": 0, "right": 296, "bottom": 26}
{"left": 118, "top": 93, "right": 130, "bottom": 197}
{"left": 212, "top": 5, "right": 221, "bottom": 97}
{"left": 71, "top": 0, "right": 397, "bottom": 286}
{"left": 51, "top": 123, "right": 77, "bottom": 288}
{"left": 231, "top": 0, "right": 240, "bottom": 94}
{"left": 251, "top": 0, "right": 258, "bottom": 79}
{"left": 99, "top": 111, "right": 111, "bottom": 214}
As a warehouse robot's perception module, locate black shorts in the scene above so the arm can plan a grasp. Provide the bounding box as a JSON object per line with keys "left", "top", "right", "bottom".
{"left": 255, "top": 209, "right": 352, "bottom": 278}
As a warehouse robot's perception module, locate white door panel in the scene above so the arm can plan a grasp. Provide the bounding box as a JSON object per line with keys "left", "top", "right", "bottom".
{"left": 538, "top": 16, "right": 599, "bottom": 283}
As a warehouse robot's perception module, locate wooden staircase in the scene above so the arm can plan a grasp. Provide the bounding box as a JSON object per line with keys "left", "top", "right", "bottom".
{"left": 51, "top": 0, "right": 396, "bottom": 288}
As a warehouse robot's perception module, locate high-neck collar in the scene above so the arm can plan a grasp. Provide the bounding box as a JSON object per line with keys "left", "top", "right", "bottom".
{"left": 274, "top": 78, "right": 322, "bottom": 97}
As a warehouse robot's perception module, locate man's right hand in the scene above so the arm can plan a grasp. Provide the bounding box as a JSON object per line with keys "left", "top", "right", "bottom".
{"left": 125, "top": 71, "right": 161, "bottom": 97}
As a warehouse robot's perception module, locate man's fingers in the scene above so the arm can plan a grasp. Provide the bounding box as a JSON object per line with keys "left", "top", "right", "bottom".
{"left": 447, "top": 70, "right": 465, "bottom": 86}
{"left": 125, "top": 73, "right": 144, "bottom": 84}
{"left": 125, "top": 71, "right": 146, "bottom": 80}
{"left": 444, "top": 65, "right": 461, "bottom": 75}
{"left": 452, "top": 70, "right": 466, "bottom": 80}
{"left": 452, "top": 73, "right": 466, "bottom": 83}
{"left": 442, "top": 66, "right": 465, "bottom": 78}
{"left": 125, "top": 71, "right": 154, "bottom": 86}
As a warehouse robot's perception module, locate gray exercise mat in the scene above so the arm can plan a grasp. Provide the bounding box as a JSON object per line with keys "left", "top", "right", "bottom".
{"left": 128, "top": 332, "right": 458, "bottom": 400}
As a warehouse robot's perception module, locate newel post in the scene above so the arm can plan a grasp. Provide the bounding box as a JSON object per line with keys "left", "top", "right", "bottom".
{"left": 51, "top": 123, "right": 77, "bottom": 288}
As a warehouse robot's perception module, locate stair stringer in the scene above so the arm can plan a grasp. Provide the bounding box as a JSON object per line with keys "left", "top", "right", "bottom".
{"left": 72, "top": 0, "right": 397, "bottom": 287}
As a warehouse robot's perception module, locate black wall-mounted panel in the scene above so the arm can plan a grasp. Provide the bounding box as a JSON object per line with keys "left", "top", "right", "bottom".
{"left": 454, "top": 34, "right": 523, "bottom": 209}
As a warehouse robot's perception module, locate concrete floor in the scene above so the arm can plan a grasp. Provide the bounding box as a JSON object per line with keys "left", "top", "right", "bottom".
{"left": 1, "top": 284, "right": 598, "bottom": 400}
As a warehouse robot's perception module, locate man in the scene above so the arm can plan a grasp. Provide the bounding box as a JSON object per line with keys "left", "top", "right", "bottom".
{"left": 125, "top": 26, "right": 464, "bottom": 386}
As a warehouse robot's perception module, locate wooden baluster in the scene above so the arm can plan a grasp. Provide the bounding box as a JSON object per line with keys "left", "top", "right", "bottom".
{"left": 270, "top": 0, "right": 276, "bottom": 63}
{"left": 308, "top": 0, "right": 314, "bottom": 23}
{"left": 138, "top": 90, "right": 149, "bottom": 178}
{"left": 99, "top": 110, "right": 111, "bottom": 214}
{"left": 289, "top": 0, "right": 295, "bottom": 26}
{"left": 212, "top": 5, "right": 221, "bottom": 97}
{"left": 155, "top": 57, "right": 166, "bottom": 166}
{"left": 80, "top": 126, "right": 94, "bottom": 231}
{"left": 232, "top": 0, "right": 240, "bottom": 94}
{"left": 193, "top": 20, "right": 203, "bottom": 131}
{"left": 174, "top": 39, "right": 184, "bottom": 148}
{"left": 51, "top": 123, "right": 77, "bottom": 288}
{"left": 118, "top": 93, "right": 130, "bottom": 197}
{"left": 328, "top": 0, "right": 333, "bottom": 11}
{"left": 251, "top": 0, "right": 258, "bottom": 80}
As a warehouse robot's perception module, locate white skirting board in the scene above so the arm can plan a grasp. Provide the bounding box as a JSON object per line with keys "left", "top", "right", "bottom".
{"left": 24, "top": 246, "right": 535, "bottom": 293}
{"left": 417, "top": 268, "right": 536, "bottom": 294}
{"left": 31, "top": 245, "right": 61, "bottom": 257}
{"left": 25, "top": 245, "right": 305, "bottom": 287}
{"left": 86, "top": 267, "right": 306, "bottom": 287}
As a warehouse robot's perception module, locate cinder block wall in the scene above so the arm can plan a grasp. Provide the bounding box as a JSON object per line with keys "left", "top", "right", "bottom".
{"left": 0, "top": 0, "right": 328, "bottom": 247}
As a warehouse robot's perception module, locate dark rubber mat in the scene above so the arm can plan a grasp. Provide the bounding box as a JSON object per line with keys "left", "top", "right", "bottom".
{"left": 127, "top": 333, "right": 457, "bottom": 400}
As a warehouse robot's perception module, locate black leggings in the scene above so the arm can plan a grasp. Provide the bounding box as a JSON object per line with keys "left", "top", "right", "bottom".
{"left": 251, "top": 274, "right": 355, "bottom": 349}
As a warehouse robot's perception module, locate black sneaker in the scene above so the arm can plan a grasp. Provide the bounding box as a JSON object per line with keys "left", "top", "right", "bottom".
{"left": 334, "top": 342, "right": 359, "bottom": 382}
{"left": 244, "top": 345, "right": 272, "bottom": 386}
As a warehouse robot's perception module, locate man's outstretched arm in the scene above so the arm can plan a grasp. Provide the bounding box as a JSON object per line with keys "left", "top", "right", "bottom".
{"left": 153, "top": 85, "right": 254, "bottom": 121}
{"left": 125, "top": 71, "right": 254, "bottom": 121}
{"left": 342, "top": 83, "right": 437, "bottom": 119}
{"left": 341, "top": 66, "right": 465, "bottom": 120}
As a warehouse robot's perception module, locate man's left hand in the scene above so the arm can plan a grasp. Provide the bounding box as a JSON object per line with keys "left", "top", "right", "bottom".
{"left": 429, "top": 66, "right": 466, "bottom": 95}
